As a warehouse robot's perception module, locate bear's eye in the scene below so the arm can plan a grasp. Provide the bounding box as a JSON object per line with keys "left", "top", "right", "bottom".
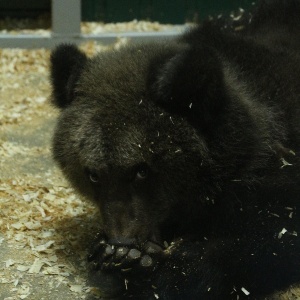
{"left": 88, "top": 171, "right": 99, "bottom": 183}
{"left": 135, "top": 165, "right": 149, "bottom": 180}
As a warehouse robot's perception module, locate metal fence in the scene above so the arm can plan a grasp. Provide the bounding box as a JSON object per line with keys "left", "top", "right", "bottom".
{"left": 0, "top": 0, "right": 185, "bottom": 48}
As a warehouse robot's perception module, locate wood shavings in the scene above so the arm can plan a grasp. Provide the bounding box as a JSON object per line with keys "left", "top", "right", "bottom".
{"left": 24, "top": 221, "right": 42, "bottom": 230}
{"left": 28, "top": 258, "right": 45, "bottom": 274}
{"left": 0, "top": 48, "right": 49, "bottom": 74}
{"left": 17, "top": 265, "right": 30, "bottom": 272}
{"left": 11, "top": 223, "right": 24, "bottom": 230}
{"left": 32, "top": 240, "right": 54, "bottom": 252}
{"left": 5, "top": 259, "right": 15, "bottom": 268}
{"left": 48, "top": 255, "right": 58, "bottom": 262}
{"left": 0, "top": 142, "right": 41, "bottom": 158}
{"left": 0, "top": 19, "right": 177, "bottom": 35}
{"left": 18, "top": 283, "right": 31, "bottom": 299}
{"left": 69, "top": 285, "right": 84, "bottom": 293}
{"left": 0, "top": 174, "right": 100, "bottom": 298}
{"left": 81, "top": 20, "right": 177, "bottom": 34}
{"left": 43, "top": 265, "right": 68, "bottom": 276}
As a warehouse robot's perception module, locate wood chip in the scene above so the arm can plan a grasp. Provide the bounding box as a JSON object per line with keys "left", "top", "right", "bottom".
{"left": 28, "top": 258, "right": 45, "bottom": 274}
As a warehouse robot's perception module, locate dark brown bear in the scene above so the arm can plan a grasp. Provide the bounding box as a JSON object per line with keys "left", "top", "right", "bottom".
{"left": 50, "top": 1, "right": 300, "bottom": 298}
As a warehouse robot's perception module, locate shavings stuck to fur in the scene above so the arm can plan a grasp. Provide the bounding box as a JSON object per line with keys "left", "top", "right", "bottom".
{"left": 289, "top": 149, "right": 296, "bottom": 156}
{"left": 154, "top": 293, "right": 160, "bottom": 299}
{"left": 285, "top": 207, "right": 294, "bottom": 211}
{"left": 121, "top": 267, "right": 132, "bottom": 272}
{"left": 241, "top": 287, "right": 250, "bottom": 295}
{"left": 278, "top": 228, "right": 288, "bottom": 239}
{"left": 280, "top": 158, "right": 293, "bottom": 168}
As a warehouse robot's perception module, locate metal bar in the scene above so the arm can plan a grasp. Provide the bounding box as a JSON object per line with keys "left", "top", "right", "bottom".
{"left": 52, "top": 0, "right": 81, "bottom": 37}
{"left": 0, "top": 30, "right": 184, "bottom": 49}
{"left": 82, "top": 30, "right": 184, "bottom": 43}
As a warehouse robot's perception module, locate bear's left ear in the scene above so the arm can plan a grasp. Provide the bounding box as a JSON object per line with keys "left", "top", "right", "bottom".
{"left": 150, "top": 45, "right": 229, "bottom": 133}
{"left": 50, "top": 44, "right": 88, "bottom": 109}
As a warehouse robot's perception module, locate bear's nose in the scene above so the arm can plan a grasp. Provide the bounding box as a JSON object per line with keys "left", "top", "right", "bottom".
{"left": 108, "top": 237, "right": 136, "bottom": 246}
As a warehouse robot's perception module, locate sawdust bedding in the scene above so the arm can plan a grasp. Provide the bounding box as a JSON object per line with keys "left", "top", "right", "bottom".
{"left": 0, "top": 37, "right": 129, "bottom": 300}
{"left": 0, "top": 18, "right": 177, "bottom": 36}
{"left": 0, "top": 21, "right": 300, "bottom": 300}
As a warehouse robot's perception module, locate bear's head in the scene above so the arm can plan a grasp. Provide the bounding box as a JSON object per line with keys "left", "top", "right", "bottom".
{"left": 50, "top": 43, "right": 231, "bottom": 245}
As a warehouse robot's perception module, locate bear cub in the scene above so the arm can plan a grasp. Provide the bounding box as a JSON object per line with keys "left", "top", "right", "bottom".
{"left": 50, "top": 1, "right": 300, "bottom": 299}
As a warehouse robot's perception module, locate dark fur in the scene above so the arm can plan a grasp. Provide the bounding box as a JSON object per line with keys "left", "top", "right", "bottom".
{"left": 50, "top": 1, "right": 300, "bottom": 299}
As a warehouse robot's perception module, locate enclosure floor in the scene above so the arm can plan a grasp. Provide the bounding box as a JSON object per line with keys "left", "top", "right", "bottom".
{"left": 0, "top": 40, "right": 299, "bottom": 300}
{"left": 0, "top": 43, "right": 109, "bottom": 300}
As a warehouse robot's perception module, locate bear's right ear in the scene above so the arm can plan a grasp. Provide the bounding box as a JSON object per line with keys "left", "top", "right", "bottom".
{"left": 50, "top": 44, "right": 88, "bottom": 109}
{"left": 149, "top": 44, "right": 229, "bottom": 134}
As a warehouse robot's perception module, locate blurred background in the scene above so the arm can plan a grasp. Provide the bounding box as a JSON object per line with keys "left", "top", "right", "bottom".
{"left": 0, "top": 0, "right": 253, "bottom": 25}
